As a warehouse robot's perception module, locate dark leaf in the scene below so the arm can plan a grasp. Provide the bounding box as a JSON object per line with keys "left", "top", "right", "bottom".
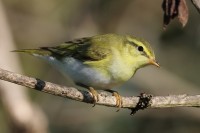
{"left": 162, "top": 0, "right": 189, "bottom": 29}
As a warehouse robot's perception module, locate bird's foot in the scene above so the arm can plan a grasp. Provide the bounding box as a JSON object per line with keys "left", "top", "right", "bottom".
{"left": 130, "top": 93, "right": 152, "bottom": 115}
{"left": 89, "top": 87, "right": 99, "bottom": 107}
{"left": 105, "top": 90, "right": 122, "bottom": 111}
{"left": 113, "top": 91, "right": 122, "bottom": 112}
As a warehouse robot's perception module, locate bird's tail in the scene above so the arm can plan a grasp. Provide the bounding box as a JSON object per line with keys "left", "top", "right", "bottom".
{"left": 12, "top": 48, "right": 52, "bottom": 56}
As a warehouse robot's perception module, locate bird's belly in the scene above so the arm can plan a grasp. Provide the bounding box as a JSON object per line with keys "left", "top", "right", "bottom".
{"left": 108, "top": 57, "right": 135, "bottom": 85}
{"left": 44, "top": 57, "right": 118, "bottom": 89}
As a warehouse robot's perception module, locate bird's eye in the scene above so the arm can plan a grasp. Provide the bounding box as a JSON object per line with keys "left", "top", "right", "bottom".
{"left": 138, "top": 46, "right": 144, "bottom": 52}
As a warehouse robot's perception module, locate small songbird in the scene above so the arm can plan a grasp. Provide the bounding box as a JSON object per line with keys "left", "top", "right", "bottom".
{"left": 14, "top": 34, "right": 159, "bottom": 108}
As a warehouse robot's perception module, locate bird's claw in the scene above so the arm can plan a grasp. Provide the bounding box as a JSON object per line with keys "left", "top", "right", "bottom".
{"left": 112, "top": 92, "right": 122, "bottom": 112}
{"left": 105, "top": 90, "right": 122, "bottom": 111}
{"left": 89, "top": 87, "right": 99, "bottom": 107}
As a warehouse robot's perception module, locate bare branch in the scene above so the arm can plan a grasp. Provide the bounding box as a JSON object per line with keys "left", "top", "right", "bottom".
{"left": 0, "top": 68, "right": 200, "bottom": 110}
{"left": 191, "top": 0, "right": 200, "bottom": 13}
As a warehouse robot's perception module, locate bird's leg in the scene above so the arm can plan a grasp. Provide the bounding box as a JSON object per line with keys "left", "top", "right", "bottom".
{"left": 75, "top": 83, "right": 99, "bottom": 107}
{"left": 105, "top": 89, "right": 122, "bottom": 111}
{"left": 88, "top": 87, "right": 99, "bottom": 107}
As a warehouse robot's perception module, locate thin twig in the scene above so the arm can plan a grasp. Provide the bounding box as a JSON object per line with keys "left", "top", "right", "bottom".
{"left": 0, "top": 68, "right": 200, "bottom": 109}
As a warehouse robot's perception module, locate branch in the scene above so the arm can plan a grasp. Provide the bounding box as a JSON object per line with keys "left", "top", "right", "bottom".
{"left": 191, "top": 0, "right": 200, "bottom": 13}
{"left": 0, "top": 68, "right": 200, "bottom": 110}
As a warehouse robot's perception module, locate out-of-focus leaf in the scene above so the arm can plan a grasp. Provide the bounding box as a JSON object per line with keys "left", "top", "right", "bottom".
{"left": 178, "top": 0, "right": 188, "bottom": 27}
{"left": 162, "top": 0, "right": 188, "bottom": 29}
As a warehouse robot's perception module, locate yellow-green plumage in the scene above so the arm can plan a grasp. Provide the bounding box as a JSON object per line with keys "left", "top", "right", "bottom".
{"left": 14, "top": 34, "right": 158, "bottom": 90}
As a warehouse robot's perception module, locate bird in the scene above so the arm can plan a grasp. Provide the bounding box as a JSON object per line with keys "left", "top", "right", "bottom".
{"left": 13, "top": 33, "right": 159, "bottom": 108}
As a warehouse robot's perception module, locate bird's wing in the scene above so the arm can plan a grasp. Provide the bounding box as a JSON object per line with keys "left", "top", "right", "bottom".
{"left": 40, "top": 37, "right": 111, "bottom": 61}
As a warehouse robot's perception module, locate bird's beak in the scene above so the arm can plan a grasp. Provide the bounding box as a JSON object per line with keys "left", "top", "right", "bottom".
{"left": 149, "top": 59, "right": 160, "bottom": 67}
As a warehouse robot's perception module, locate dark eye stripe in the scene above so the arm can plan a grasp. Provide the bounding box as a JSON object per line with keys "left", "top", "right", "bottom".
{"left": 128, "top": 41, "right": 149, "bottom": 58}
{"left": 128, "top": 41, "right": 138, "bottom": 47}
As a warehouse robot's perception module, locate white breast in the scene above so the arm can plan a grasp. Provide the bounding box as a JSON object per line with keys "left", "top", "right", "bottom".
{"left": 42, "top": 56, "right": 111, "bottom": 89}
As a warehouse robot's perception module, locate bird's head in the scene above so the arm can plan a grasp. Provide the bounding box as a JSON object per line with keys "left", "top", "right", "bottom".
{"left": 125, "top": 35, "right": 159, "bottom": 69}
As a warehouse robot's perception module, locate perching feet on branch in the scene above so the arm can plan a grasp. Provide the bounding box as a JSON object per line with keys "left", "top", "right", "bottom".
{"left": 88, "top": 87, "right": 122, "bottom": 111}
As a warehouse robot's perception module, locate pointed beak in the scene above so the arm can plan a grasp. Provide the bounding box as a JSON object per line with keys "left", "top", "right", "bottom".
{"left": 149, "top": 59, "right": 160, "bottom": 67}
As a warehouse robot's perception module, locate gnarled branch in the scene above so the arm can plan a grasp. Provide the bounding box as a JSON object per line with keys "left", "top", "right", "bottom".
{"left": 0, "top": 68, "right": 200, "bottom": 110}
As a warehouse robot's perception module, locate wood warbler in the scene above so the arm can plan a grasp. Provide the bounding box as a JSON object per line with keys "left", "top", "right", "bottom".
{"left": 14, "top": 34, "right": 159, "bottom": 108}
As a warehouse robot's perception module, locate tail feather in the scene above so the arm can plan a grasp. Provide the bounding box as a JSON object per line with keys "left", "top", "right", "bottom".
{"left": 12, "top": 49, "right": 52, "bottom": 56}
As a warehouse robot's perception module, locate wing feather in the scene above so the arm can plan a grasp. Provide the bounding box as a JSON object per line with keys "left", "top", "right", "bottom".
{"left": 40, "top": 37, "right": 111, "bottom": 61}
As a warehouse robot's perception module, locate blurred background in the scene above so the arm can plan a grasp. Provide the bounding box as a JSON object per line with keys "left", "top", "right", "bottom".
{"left": 0, "top": 0, "right": 200, "bottom": 133}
